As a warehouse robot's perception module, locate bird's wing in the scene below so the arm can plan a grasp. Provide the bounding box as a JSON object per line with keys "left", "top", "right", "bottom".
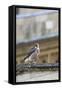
{"left": 27, "top": 47, "right": 36, "bottom": 56}
{"left": 24, "top": 47, "right": 36, "bottom": 60}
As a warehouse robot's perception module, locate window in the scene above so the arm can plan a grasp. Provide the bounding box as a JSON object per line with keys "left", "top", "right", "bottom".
{"left": 46, "top": 20, "right": 54, "bottom": 30}
{"left": 55, "top": 60, "right": 58, "bottom": 63}
{"left": 46, "top": 20, "right": 54, "bottom": 34}
{"left": 41, "top": 22, "right": 46, "bottom": 35}
{"left": 42, "top": 59, "right": 47, "bottom": 63}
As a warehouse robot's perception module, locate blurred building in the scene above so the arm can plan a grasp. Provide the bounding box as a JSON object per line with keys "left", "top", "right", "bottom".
{"left": 16, "top": 8, "right": 59, "bottom": 64}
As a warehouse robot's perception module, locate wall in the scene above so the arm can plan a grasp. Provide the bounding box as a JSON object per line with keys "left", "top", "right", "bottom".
{"left": 16, "top": 37, "right": 59, "bottom": 64}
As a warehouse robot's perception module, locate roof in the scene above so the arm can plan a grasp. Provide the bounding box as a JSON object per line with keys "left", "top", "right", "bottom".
{"left": 16, "top": 10, "right": 58, "bottom": 19}
{"left": 16, "top": 32, "right": 58, "bottom": 45}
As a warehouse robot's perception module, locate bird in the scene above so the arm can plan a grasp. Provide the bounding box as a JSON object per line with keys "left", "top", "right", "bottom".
{"left": 24, "top": 43, "right": 40, "bottom": 64}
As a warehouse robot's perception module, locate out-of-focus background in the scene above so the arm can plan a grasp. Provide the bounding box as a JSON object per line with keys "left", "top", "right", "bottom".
{"left": 16, "top": 8, "right": 59, "bottom": 65}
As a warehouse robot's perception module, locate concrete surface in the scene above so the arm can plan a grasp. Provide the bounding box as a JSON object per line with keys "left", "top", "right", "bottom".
{"left": 16, "top": 71, "right": 58, "bottom": 82}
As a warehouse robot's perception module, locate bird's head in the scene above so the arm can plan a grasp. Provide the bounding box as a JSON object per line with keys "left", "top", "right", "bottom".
{"left": 35, "top": 43, "right": 39, "bottom": 48}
